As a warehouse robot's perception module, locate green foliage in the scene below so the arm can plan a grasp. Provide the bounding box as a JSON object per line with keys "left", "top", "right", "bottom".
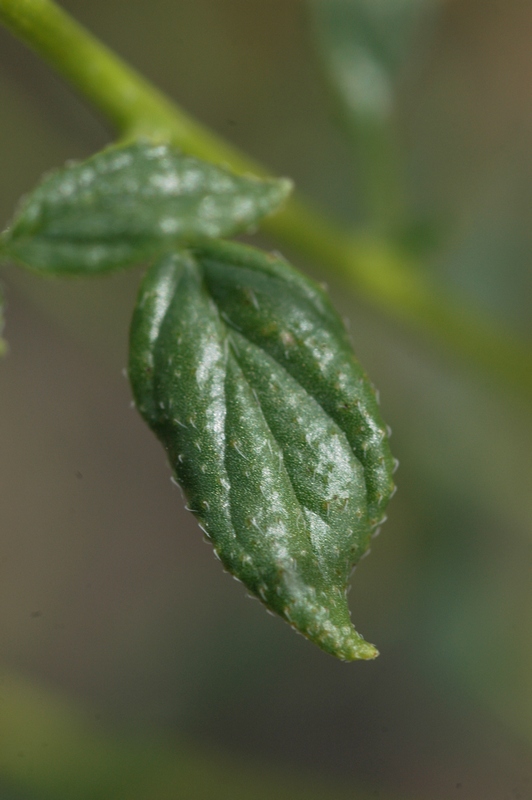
{"left": 0, "top": 119, "right": 393, "bottom": 659}
{"left": 309, "top": 0, "right": 439, "bottom": 229}
{"left": 309, "top": 0, "right": 439, "bottom": 127}
{"left": 0, "top": 141, "right": 291, "bottom": 275}
{"left": 2, "top": 1, "right": 532, "bottom": 797}
{"left": 129, "top": 241, "right": 394, "bottom": 660}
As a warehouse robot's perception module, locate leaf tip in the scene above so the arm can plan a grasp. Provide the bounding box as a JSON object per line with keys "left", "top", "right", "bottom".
{"left": 262, "top": 176, "right": 293, "bottom": 213}
{"left": 342, "top": 636, "right": 379, "bottom": 662}
{"left": 325, "top": 624, "right": 379, "bottom": 662}
{"left": 277, "top": 176, "right": 294, "bottom": 197}
{"left": 276, "top": 177, "right": 294, "bottom": 205}
{"left": 283, "top": 587, "right": 379, "bottom": 662}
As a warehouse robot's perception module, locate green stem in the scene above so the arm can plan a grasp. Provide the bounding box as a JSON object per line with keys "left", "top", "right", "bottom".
{"left": 1, "top": 0, "right": 531, "bottom": 401}
{"left": 0, "top": 0, "right": 267, "bottom": 168}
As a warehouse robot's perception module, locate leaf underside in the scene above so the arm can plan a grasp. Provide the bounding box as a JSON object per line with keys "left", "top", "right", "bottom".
{"left": 0, "top": 141, "right": 291, "bottom": 275}
{"left": 129, "top": 241, "right": 395, "bottom": 661}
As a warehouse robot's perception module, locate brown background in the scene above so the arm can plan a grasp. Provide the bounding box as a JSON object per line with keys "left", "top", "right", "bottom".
{"left": 1, "top": 2, "right": 532, "bottom": 798}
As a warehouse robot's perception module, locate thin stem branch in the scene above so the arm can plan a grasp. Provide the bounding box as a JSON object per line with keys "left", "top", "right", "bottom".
{"left": 1, "top": 0, "right": 532, "bottom": 401}
{"left": 0, "top": 0, "right": 267, "bottom": 167}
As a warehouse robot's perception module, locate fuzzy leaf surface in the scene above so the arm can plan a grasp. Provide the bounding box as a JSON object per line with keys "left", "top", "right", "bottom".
{"left": 129, "top": 241, "right": 395, "bottom": 661}
{"left": 0, "top": 142, "right": 291, "bottom": 275}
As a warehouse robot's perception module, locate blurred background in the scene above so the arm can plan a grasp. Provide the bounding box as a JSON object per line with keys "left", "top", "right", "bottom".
{"left": 1, "top": 1, "right": 532, "bottom": 798}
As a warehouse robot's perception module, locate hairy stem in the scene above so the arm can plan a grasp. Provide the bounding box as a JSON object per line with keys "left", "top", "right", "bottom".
{"left": 1, "top": 0, "right": 531, "bottom": 401}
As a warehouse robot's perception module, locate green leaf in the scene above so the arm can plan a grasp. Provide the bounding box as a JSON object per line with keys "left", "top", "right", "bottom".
{"left": 308, "top": 0, "right": 440, "bottom": 229}
{"left": 309, "top": 0, "right": 439, "bottom": 124}
{"left": 0, "top": 141, "right": 292, "bottom": 275}
{"left": 129, "top": 241, "right": 395, "bottom": 661}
